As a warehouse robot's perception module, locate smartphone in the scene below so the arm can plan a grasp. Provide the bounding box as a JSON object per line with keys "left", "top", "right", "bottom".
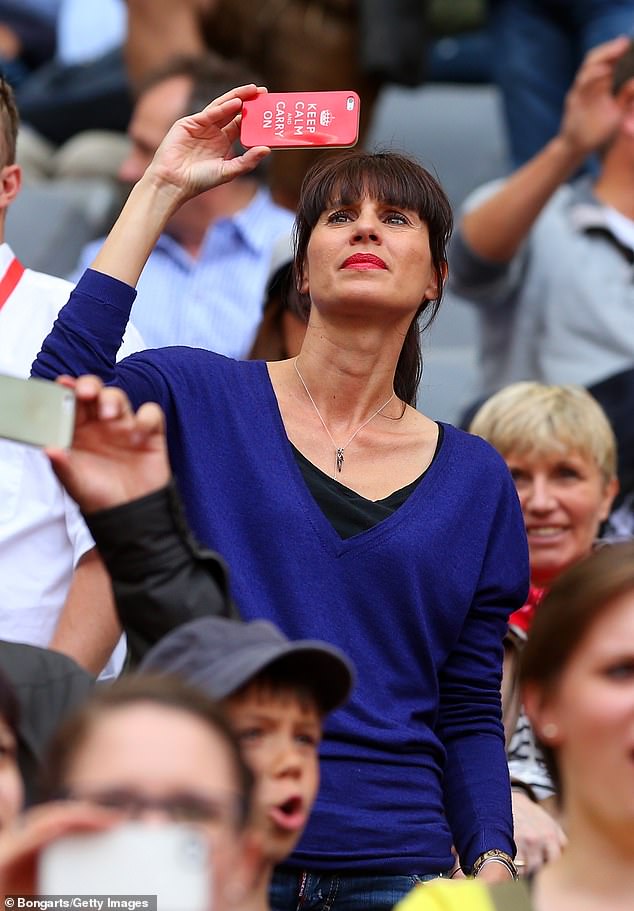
{"left": 240, "top": 90, "right": 360, "bottom": 149}
{"left": 38, "top": 822, "right": 210, "bottom": 911}
{"left": 0, "top": 373, "right": 75, "bottom": 449}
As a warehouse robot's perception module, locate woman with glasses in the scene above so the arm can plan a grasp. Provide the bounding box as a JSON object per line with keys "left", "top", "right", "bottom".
{"left": 0, "top": 675, "right": 259, "bottom": 909}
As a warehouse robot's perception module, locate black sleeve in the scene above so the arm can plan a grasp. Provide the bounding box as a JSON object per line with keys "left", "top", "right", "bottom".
{"left": 85, "top": 481, "right": 238, "bottom": 666}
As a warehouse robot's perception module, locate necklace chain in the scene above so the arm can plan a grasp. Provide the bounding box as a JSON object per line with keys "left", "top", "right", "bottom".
{"left": 294, "top": 358, "right": 395, "bottom": 479}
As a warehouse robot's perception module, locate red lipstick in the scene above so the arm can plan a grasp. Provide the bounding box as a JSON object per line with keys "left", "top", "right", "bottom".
{"left": 342, "top": 253, "right": 387, "bottom": 270}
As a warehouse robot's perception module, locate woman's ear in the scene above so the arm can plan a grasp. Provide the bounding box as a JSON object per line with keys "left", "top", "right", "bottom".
{"left": 599, "top": 475, "right": 620, "bottom": 522}
{"left": 299, "top": 263, "right": 309, "bottom": 296}
{"left": 522, "top": 682, "right": 563, "bottom": 747}
{"left": 423, "top": 260, "right": 448, "bottom": 302}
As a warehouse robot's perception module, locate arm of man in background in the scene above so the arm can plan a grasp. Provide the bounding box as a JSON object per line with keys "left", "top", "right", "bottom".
{"left": 457, "top": 36, "right": 628, "bottom": 264}
{"left": 49, "top": 546, "right": 122, "bottom": 677}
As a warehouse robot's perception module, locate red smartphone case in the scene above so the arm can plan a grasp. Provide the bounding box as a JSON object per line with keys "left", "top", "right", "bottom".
{"left": 240, "top": 90, "right": 360, "bottom": 149}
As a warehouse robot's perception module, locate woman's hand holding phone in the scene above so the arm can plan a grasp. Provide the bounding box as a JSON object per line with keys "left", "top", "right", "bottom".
{"left": 145, "top": 83, "right": 271, "bottom": 202}
{"left": 90, "top": 84, "right": 271, "bottom": 288}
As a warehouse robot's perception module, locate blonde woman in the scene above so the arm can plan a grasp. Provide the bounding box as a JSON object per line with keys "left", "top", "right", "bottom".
{"left": 470, "top": 382, "right": 619, "bottom": 872}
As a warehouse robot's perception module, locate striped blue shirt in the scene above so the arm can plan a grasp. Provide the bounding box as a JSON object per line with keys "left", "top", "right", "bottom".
{"left": 72, "top": 187, "right": 294, "bottom": 357}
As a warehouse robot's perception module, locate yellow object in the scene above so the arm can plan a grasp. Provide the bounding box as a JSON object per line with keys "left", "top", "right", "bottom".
{"left": 396, "top": 880, "right": 495, "bottom": 911}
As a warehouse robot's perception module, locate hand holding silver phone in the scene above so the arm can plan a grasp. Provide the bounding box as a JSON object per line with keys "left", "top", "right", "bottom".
{"left": 38, "top": 822, "right": 211, "bottom": 911}
{"left": 0, "top": 373, "right": 75, "bottom": 448}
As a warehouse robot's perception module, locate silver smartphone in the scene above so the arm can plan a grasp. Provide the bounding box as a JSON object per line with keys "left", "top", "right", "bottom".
{"left": 0, "top": 373, "right": 75, "bottom": 448}
{"left": 38, "top": 822, "right": 211, "bottom": 911}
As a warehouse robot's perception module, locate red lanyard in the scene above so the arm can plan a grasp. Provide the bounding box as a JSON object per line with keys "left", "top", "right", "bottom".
{"left": 0, "top": 257, "right": 25, "bottom": 312}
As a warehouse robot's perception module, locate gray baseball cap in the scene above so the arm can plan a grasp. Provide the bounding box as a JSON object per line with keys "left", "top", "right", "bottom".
{"left": 139, "top": 617, "right": 354, "bottom": 713}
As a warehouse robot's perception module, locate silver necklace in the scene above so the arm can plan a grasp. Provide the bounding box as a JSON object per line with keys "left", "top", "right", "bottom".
{"left": 294, "top": 358, "right": 395, "bottom": 478}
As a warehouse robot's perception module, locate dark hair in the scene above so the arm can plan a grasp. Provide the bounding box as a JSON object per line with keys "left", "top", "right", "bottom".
{"left": 0, "top": 666, "right": 19, "bottom": 742}
{"left": 0, "top": 76, "right": 19, "bottom": 166}
{"left": 247, "top": 268, "right": 305, "bottom": 361}
{"left": 136, "top": 53, "right": 262, "bottom": 120}
{"left": 293, "top": 150, "right": 453, "bottom": 406}
{"left": 40, "top": 674, "right": 254, "bottom": 826}
{"left": 228, "top": 661, "right": 325, "bottom": 717}
{"left": 520, "top": 541, "right": 634, "bottom": 796}
{"left": 613, "top": 39, "right": 634, "bottom": 95}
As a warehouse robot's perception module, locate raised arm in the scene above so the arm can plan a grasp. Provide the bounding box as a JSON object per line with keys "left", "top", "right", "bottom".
{"left": 460, "top": 36, "right": 629, "bottom": 263}
{"left": 91, "top": 84, "right": 270, "bottom": 287}
{"left": 32, "top": 85, "right": 270, "bottom": 387}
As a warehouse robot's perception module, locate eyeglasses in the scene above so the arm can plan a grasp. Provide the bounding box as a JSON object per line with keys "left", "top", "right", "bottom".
{"left": 58, "top": 787, "right": 246, "bottom": 829}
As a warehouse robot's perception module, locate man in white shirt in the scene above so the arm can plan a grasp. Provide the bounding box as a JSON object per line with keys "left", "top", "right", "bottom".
{"left": 0, "top": 75, "right": 143, "bottom": 678}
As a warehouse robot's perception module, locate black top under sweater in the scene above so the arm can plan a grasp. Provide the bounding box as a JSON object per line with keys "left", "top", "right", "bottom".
{"left": 291, "top": 424, "right": 444, "bottom": 539}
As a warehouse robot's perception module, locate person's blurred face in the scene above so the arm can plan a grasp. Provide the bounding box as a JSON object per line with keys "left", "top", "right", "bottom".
{"left": 506, "top": 448, "right": 618, "bottom": 588}
{"left": 525, "top": 589, "right": 634, "bottom": 837}
{"left": 0, "top": 717, "right": 22, "bottom": 830}
{"left": 224, "top": 684, "right": 321, "bottom": 866}
{"left": 119, "top": 76, "right": 192, "bottom": 185}
{"left": 62, "top": 703, "right": 253, "bottom": 911}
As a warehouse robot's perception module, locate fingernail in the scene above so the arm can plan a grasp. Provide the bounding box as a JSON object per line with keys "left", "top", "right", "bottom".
{"left": 100, "top": 402, "right": 118, "bottom": 419}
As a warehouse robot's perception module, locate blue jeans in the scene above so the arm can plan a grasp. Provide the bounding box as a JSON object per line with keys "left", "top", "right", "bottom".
{"left": 489, "top": 0, "right": 634, "bottom": 166}
{"left": 270, "top": 870, "right": 451, "bottom": 911}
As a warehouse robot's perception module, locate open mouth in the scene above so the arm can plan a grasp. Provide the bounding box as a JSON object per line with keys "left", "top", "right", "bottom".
{"left": 268, "top": 795, "right": 306, "bottom": 832}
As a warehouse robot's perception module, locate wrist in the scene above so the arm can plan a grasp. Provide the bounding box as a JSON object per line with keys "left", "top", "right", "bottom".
{"left": 134, "top": 171, "right": 184, "bottom": 222}
{"left": 475, "top": 860, "right": 516, "bottom": 883}
{"left": 550, "top": 132, "right": 592, "bottom": 172}
{"left": 470, "top": 849, "right": 518, "bottom": 881}
{"left": 511, "top": 779, "right": 538, "bottom": 802}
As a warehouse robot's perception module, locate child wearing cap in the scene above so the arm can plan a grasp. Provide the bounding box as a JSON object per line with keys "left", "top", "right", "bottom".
{"left": 141, "top": 616, "right": 353, "bottom": 877}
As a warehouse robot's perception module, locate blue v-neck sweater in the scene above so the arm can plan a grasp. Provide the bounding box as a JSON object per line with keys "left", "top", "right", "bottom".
{"left": 34, "top": 270, "right": 529, "bottom": 875}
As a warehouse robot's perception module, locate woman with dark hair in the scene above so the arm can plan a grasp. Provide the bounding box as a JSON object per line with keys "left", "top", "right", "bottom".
{"left": 33, "top": 85, "right": 529, "bottom": 906}
{"left": 397, "top": 540, "right": 634, "bottom": 910}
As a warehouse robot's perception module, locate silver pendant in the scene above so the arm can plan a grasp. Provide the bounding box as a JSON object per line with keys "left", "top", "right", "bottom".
{"left": 336, "top": 448, "right": 344, "bottom": 472}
